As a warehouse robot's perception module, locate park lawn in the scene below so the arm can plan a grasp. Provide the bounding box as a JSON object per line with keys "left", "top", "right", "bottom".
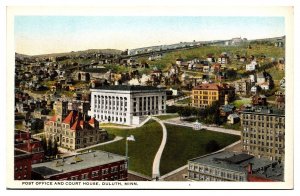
{"left": 154, "top": 114, "right": 179, "bottom": 120}
{"left": 160, "top": 124, "right": 240, "bottom": 175}
{"left": 87, "top": 120, "right": 162, "bottom": 177}
{"left": 176, "top": 97, "right": 191, "bottom": 105}
{"left": 100, "top": 123, "right": 131, "bottom": 127}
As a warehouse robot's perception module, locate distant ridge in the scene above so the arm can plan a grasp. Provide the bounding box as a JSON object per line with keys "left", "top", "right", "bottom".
{"left": 17, "top": 49, "right": 122, "bottom": 58}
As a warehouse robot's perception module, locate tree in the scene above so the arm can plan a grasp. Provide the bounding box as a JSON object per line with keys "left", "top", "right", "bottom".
{"left": 52, "top": 138, "right": 59, "bottom": 157}
{"left": 205, "top": 140, "right": 220, "bottom": 153}
{"left": 41, "top": 136, "right": 47, "bottom": 155}
{"left": 226, "top": 69, "right": 237, "bottom": 80}
{"left": 47, "top": 138, "right": 53, "bottom": 157}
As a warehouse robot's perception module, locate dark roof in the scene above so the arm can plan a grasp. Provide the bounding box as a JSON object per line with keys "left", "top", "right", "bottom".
{"left": 215, "top": 154, "right": 254, "bottom": 164}
{"left": 241, "top": 106, "right": 285, "bottom": 116}
{"left": 32, "top": 166, "right": 62, "bottom": 176}
{"left": 92, "top": 85, "right": 165, "bottom": 92}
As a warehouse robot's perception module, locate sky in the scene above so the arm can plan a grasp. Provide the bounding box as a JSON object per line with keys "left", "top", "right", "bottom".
{"left": 14, "top": 16, "right": 285, "bottom": 55}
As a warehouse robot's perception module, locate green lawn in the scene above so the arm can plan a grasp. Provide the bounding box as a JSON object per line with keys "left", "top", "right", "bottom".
{"left": 87, "top": 120, "right": 163, "bottom": 177}
{"left": 176, "top": 97, "right": 191, "bottom": 105}
{"left": 100, "top": 123, "right": 131, "bottom": 127}
{"left": 160, "top": 124, "right": 240, "bottom": 175}
{"left": 232, "top": 99, "right": 251, "bottom": 108}
{"left": 154, "top": 114, "right": 179, "bottom": 120}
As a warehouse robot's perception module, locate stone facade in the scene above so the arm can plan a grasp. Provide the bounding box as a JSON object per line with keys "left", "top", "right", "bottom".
{"left": 88, "top": 85, "right": 167, "bottom": 125}
{"left": 44, "top": 110, "right": 108, "bottom": 150}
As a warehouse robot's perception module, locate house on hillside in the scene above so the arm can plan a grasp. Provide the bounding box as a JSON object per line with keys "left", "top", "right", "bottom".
{"left": 227, "top": 113, "right": 240, "bottom": 124}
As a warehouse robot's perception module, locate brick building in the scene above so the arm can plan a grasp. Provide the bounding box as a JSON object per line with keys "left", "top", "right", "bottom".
{"left": 240, "top": 106, "right": 285, "bottom": 161}
{"left": 32, "top": 150, "right": 128, "bottom": 181}
{"left": 15, "top": 130, "right": 45, "bottom": 164}
{"left": 192, "top": 83, "right": 235, "bottom": 108}
{"left": 14, "top": 148, "right": 32, "bottom": 180}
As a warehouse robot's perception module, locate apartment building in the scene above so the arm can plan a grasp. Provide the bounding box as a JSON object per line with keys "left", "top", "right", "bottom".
{"left": 240, "top": 106, "right": 285, "bottom": 161}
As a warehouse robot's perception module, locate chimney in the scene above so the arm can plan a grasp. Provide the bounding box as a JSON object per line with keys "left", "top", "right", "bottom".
{"left": 247, "top": 163, "right": 253, "bottom": 175}
{"left": 26, "top": 126, "right": 32, "bottom": 152}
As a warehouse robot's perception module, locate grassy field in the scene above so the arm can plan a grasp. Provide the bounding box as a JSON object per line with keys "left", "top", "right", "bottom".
{"left": 138, "top": 44, "right": 284, "bottom": 71}
{"left": 154, "top": 114, "right": 179, "bottom": 120}
{"left": 87, "top": 120, "right": 163, "bottom": 177}
{"left": 160, "top": 124, "right": 240, "bottom": 175}
{"left": 100, "top": 123, "right": 131, "bottom": 127}
{"left": 176, "top": 97, "right": 191, "bottom": 105}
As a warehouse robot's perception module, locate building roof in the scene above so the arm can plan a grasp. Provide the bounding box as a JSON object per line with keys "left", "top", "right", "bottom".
{"left": 240, "top": 106, "right": 285, "bottom": 116}
{"left": 91, "top": 85, "right": 166, "bottom": 92}
{"left": 189, "top": 151, "right": 283, "bottom": 181}
{"left": 193, "top": 83, "right": 234, "bottom": 91}
{"left": 32, "top": 150, "right": 127, "bottom": 178}
{"left": 220, "top": 104, "right": 235, "bottom": 113}
{"left": 228, "top": 113, "right": 240, "bottom": 119}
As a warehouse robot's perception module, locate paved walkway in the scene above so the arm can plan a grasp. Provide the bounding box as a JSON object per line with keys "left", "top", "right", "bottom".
{"left": 75, "top": 136, "right": 123, "bottom": 152}
{"left": 163, "top": 117, "right": 241, "bottom": 136}
{"left": 151, "top": 116, "right": 167, "bottom": 180}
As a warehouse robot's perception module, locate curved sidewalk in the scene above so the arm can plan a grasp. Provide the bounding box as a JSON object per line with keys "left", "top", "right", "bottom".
{"left": 151, "top": 116, "right": 167, "bottom": 180}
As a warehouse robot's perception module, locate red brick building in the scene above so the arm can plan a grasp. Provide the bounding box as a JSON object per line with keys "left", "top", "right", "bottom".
{"left": 15, "top": 130, "right": 45, "bottom": 164}
{"left": 32, "top": 150, "right": 128, "bottom": 181}
{"left": 14, "top": 149, "right": 32, "bottom": 180}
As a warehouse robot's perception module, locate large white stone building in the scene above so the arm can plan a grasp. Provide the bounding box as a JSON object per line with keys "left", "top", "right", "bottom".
{"left": 88, "top": 85, "right": 167, "bottom": 125}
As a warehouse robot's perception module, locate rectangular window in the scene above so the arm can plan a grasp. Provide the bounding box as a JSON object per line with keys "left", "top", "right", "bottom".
{"left": 81, "top": 173, "right": 89, "bottom": 180}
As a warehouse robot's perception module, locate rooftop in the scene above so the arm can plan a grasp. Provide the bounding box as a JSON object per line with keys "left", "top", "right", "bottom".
{"left": 241, "top": 106, "right": 285, "bottom": 116}
{"left": 91, "top": 85, "right": 166, "bottom": 92}
{"left": 32, "top": 150, "right": 127, "bottom": 178}
{"left": 189, "top": 151, "right": 284, "bottom": 181}
{"left": 193, "top": 83, "right": 234, "bottom": 91}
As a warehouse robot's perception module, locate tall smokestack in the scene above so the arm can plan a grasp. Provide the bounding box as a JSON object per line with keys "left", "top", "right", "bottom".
{"left": 247, "top": 163, "right": 253, "bottom": 175}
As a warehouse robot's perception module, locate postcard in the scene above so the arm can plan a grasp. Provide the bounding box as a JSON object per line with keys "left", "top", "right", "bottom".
{"left": 5, "top": 4, "right": 294, "bottom": 190}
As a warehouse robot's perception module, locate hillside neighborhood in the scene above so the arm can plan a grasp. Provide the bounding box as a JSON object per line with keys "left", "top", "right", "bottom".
{"left": 14, "top": 36, "right": 285, "bottom": 182}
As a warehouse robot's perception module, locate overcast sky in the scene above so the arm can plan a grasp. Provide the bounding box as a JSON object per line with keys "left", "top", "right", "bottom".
{"left": 15, "top": 16, "right": 285, "bottom": 55}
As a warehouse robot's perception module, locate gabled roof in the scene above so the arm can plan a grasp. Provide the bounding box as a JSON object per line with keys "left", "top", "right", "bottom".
{"left": 193, "top": 83, "right": 234, "bottom": 91}
{"left": 49, "top": 115, "right": 57, "bottom": 122}
{"left": 62, "top": 111, "right": 77, "bottom": 124}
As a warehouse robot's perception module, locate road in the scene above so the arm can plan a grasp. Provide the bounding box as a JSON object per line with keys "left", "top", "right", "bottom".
{"left": 151, "top": 116, "right": 167, "bottom": 180}
{"left": 163, "top": 117, "right": 241, "bottom": 136}
{"left": 166, "top": 95, "right": 191, "bottom": 106}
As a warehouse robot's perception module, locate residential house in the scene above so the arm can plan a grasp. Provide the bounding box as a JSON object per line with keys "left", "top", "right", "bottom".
{"left": 246, "top": 61, "right": 257, "bottom": 71}
{"left": 234, "top": 79, "right": 250, "bottom": 96}
{"left": 218, "top": 54, "right": 229, "bottom": 65}
{"left": 275, "top": 91, "right": 285, "bottom": 110}
{"left": 227, "top": 113, "right": 240, "bottom": 124}
{"left": 252, "top": 94, "right": 267, "bottom": 106}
